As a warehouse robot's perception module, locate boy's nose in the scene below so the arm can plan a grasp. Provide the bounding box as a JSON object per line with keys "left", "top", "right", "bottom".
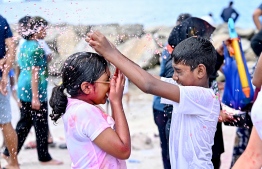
{"left": 172, "top": 73, "right": 178, "bottom": 81}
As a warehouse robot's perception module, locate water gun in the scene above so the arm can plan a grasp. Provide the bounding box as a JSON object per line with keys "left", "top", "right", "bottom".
{"left": 228, "top": 18, "right": 251, "bottom": 98}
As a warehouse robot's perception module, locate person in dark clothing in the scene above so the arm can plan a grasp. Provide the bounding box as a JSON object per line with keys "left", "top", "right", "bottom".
{"left": 250, "top": 3, "right": 262, "bottom": 57}
{"left": 0, "top": 14, "right": 20, "bottom": 169}
{"left": 221, "top": 1, "right": 239, "bottom": 23}
{"left": 164, "top": 17, "right": 234, "bottom": 169}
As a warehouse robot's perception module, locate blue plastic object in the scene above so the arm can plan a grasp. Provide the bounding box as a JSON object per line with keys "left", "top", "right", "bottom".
{"left": 222, "top": 41, "right": 254, "bottom": 110}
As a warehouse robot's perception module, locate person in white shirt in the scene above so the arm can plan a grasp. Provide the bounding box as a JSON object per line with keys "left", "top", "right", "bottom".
{"left": 86, "top": 32, "right": 220, "bottom": 169}
{"left": 49, "top": 52, "right": 131, "bottom": 169}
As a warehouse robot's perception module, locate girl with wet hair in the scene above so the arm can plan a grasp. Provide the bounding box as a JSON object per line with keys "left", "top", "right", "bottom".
{"left": 49, "top": 52, "right": 131, "bottom": 168}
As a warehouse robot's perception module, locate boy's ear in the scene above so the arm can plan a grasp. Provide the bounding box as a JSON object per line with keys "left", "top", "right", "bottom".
{"left": 80, "top": 82, "right": 92, "bottom": 94}
{"left": 196, "top": 64, "right": 206, "bottom": 79}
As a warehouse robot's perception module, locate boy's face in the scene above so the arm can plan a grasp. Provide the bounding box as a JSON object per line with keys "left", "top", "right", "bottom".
{"left": 172, "top": 62, "right": 198, "bottom": 86}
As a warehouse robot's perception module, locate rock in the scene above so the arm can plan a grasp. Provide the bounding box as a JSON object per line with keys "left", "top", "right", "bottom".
{"left": 73, "top": 24, "right": 91, "bottom": 38}
{"left": 247, "top": 61, "right": 256, "bottom": 74}
{"left": 213, "top": 23, "right": 228, "bottom": 35}
{"left": 117, "top": 33, "right": 158, "bottom": 68}
{"left": 73, "top": 38, "right": 96, "bottom": 54}
{"left": 152, "top": 26, "right": 172, "bottom": 48}
{"left": 236, "top": 28, "right": 255, "bottom": 40}
{"left": 216, "top": 70, "right": 225, "bottom": 82}
{"left": 240, "top": 38, "right": 250, "bottom": 52}
{"left": 48, "top": 52, "right": 63, "bottom": 76}
{"left": 45, "top": 25, "right": 66, "bottom": 52}
{"left": 90, "top": 24, "right": 120, "bottom": 44}
{"left": 211, "top": 33, "right": 229, "bottom": 49}
{"left": 214, "top": 24, "right": 255, "bottom": 40}
{"left": 56, "top": 26, "right": 80, "bottom": 60}
{"left": 245, "top": 48, "right": 257, "bottom": 62}
{"left": 118, "top": 24, "right": 144, "bottom": 37}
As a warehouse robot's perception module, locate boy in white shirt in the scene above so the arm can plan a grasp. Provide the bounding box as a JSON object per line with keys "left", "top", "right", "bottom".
{"left": 86, "top": 32, "right": 220, "bottom": 169}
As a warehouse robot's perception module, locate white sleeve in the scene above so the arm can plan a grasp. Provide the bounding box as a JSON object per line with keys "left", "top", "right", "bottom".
{"left": 178, "top": 86, "right": 220, "bottom": 116}
{"left": 160, "top": 77, "right": 178, "bottom": 105}
{"left": 38, "top": 40, "right": 52, "bottom": 55}
{"left": 123, "top": 76, "right": 129, "bottom": 95}
{"left": 75, "top": 105, "right": 110, "bottom": 141}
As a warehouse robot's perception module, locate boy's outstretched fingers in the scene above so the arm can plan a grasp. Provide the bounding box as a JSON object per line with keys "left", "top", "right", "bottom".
{"left": 86, "top": 31, "right": 119, "bottom": 57}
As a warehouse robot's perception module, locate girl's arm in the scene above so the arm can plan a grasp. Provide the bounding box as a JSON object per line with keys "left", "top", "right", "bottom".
{"left": 31, "top": 66, "right": 40, "bottom": 110}
{"left": 232, "top": 128, "right": 262, "bottom": 168}
{"left": 93, "top": 70, "right": 131, "bottom": 159}
{"left": 86, "top": 31, "right": 180, "bottom": 103}
{"left": 252, "top": 54, "right": 262, "bottom": 88}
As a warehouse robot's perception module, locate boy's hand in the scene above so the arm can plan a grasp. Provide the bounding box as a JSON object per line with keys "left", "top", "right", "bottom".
{"left": 218, "top": 110, "right": 234, "bottom": 122}
{"left": 216, "top": 38, "right": 231, "bottom": 56}
{"left": 109, "top": 69, "right": 125, "bottom": 105}
{"left": 85, "top": 31, "right": 119, "bottom": 58}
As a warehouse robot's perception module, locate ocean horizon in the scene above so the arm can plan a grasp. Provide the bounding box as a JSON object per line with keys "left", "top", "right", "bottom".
{"left": 1, "top": 0, "right": 261, "bottom": 29}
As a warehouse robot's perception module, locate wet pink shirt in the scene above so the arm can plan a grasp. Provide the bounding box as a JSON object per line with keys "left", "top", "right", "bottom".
{"left": 63, "top": 98, "right": 126, "bottom": 169}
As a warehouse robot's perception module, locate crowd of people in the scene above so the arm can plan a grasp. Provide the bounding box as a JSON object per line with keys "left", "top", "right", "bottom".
{"left": 0, "top": 1, "right": 261, "bottom": 169}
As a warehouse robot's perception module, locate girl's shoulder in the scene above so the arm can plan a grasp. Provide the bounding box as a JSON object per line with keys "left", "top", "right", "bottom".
{"left": 67, "top": 98, "right": 104, "bottom": 116}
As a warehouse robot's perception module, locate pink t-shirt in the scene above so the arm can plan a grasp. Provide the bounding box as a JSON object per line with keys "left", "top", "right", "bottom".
{"left": 63, "top": 98, "right": 126, "bottom": 169}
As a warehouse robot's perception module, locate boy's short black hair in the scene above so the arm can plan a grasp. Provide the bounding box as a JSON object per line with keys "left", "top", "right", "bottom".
{"left": 172, "top": 36, "right": 216, "bottom": 77}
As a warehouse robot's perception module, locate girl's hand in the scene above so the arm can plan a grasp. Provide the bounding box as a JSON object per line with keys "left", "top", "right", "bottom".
{"left": 85, "top": 31, "right": 119, "bottom": 58}
{"left": 32, "top": 97, "right": 41, "bottom": 110}
{"left": 109, "top": 69, "right": 125, "bottom": 104}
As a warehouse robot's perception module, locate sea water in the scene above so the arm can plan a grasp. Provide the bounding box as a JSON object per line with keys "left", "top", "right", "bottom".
{"left": 0, "top": 0, "right": 261, "bottom": 29}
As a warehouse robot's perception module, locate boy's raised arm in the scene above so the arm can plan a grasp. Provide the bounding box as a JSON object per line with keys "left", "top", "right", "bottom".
{"left": 86, "top": 31, "right": 180, "bottom": 103}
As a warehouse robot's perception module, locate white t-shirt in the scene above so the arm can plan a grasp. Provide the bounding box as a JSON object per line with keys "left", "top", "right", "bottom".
{"left": 251, "top": 87, "right": 262, "bottom": 140}
{"left": 160, "top": 78, "right": 220, "bottom": 169}
{"left": 63, "top": 98, "right": 126, "bottom": 169}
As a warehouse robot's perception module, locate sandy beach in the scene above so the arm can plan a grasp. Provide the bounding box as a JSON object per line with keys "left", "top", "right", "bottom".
{"left": 0, "top": 67, "right": 237, "bottom": 169}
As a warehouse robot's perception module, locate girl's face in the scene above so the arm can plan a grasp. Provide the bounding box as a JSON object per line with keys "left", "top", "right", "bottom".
{"left": 91, "top": 68, "right": 111, "bottom": 104}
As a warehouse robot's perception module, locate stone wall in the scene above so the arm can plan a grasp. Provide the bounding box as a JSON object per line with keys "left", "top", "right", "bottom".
{"left": 10, "top": 23, "right": 258, "bottom": 79}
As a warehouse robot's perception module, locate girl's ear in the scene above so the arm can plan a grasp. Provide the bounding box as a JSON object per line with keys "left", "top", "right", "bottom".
{"left": 80, "top": 82, "right": 92, "bottom": 94}
{"left": 196, "top": 64, "right": 206, "bottom": 79}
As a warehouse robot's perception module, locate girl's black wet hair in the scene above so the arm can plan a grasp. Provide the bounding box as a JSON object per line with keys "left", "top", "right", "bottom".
{"left": 172, "top": 36, "right": 216, "bottom": 77}
{"left": 49, "top": 52, "right": 108, "bottom": 122}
